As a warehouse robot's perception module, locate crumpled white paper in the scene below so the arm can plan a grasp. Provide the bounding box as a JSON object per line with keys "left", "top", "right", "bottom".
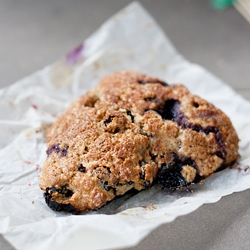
{"left": 1, "top": 2, "right": 250, "bottom": 250}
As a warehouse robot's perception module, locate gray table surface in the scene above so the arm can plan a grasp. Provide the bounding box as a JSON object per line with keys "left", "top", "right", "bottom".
{"left": 0, "top": 1, "right": 250, "bottom": 250}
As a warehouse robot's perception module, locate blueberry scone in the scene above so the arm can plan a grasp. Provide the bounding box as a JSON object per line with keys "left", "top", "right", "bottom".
{"left": 39, "top": 71, "right": 239, "bottom": 214}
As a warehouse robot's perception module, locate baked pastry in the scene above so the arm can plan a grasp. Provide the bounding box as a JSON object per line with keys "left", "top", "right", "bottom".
{"left": 39, "top": 71, "right": 239, "bottom": 214}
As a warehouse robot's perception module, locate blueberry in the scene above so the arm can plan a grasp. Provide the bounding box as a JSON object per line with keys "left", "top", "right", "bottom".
{"left": 77, "top": 164, "right": 86, "bottom": 172}
{"left": 161, "top": 99, "right": 181, "bottom": 121}
{"left": 157, "top": 166, "right": 187, "bottom": 189}
{"left": 126, "top": 110, "right": 134, "bottom": 123}
{"left": 103, "top": 116, "right": 114, "bottom": 126}
{"left": 157, "top": 154, "right": 199, "bottom": 189}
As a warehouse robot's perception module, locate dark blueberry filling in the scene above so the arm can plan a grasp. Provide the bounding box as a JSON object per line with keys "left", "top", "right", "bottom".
{"left": 60, "top": 186, "right": 73, "bottom": 197}
{"left": 114, "top": 127, "right": 120, "bottom": 133}
{"left": 139, "top": 162, "right": 145, "bottom": 179}
{"left": 157, "top": 167, "right": 187, "bottom": 189}
{"left": 161, "top": 99, "right": 181, "bottom": 120}
{"left": 193, "top": 174, "right": 204, "bottom": 184}
{"left": 77, "top": 164, "right": 86, "bottom": 172}
{"left": 44, "top": 186, "right": 80, "bottom": 215}
{"left": 117, "top": 181, "right": 134, "bottom": 186}
{"left": 144, "top": 99, "right": 182, "bottom": 122}
{"left": 46, "top": 186, "right": 57, "bottom": 193}
{"left": 157, "top": 154, "right": 199, "bottom": 189}
{"left": 45, "top": 198, "right": 80, "bottom": 214}
{"left": 99, "top": 180, "right": 116, "bottom": 195}
{"left": 137, "top": 79, "right": 168, "bottom": 87}
{"left": 45, "top": 186, "right": 73, "bottom": 198}
{"left": 139, "top": 163, "right": 152, "bottom": 188}
{"left": 46, "top": 144, "right": 69, "bottom": 157}
{"left": 215, "top": 151, "right": 225, "bottom": 160}
{"left": 149, "top": 152, "right": 156, "bottom": 160}
{"left": 103, "top": 116, "right": 115, "bottom": 126}
{"left": 126, "top": 110, "right": 134, "bottom": 123}
{"left": 166, "top": 154, "right": 198, "bottom": 171}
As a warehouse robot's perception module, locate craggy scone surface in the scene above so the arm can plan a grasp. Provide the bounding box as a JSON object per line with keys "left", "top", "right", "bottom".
{"left": 39, "top": 71, "right": 239, "bottom": 214}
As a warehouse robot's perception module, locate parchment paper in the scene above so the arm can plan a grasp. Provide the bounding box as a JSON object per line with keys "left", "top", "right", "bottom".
{"left": 1, "top": 2, "right": 250, "bottom": 250}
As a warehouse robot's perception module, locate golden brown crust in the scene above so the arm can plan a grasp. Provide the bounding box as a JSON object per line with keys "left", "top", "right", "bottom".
{"left": 39, "top": 70, "right": 240, "bottom": 213}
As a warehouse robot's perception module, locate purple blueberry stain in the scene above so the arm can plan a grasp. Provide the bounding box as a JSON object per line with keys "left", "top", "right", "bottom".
{"left": 46, "top": 144, "right": 60, "bottom": 156}
{"left": 46, "top": 144, "right": 69, "bottom": 157}
{"left": 148, "top": 99, "right": 227, "bottom": 161}
{"left": 66, "top": 43, "right": 84, "bottom": 65}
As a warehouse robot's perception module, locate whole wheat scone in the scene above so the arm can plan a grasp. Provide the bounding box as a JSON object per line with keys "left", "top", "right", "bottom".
{"left": 39, "top": 70, "right": 240, "bottom": 214}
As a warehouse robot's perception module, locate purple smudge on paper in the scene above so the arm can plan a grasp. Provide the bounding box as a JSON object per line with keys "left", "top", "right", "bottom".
{"left": 66, "top": 43, "right": 84, "bottom": 65}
